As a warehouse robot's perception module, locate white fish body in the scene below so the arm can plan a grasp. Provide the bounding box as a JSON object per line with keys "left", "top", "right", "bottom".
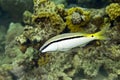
{"left": 40, "top": 33, "right": 97, "bottom": 53}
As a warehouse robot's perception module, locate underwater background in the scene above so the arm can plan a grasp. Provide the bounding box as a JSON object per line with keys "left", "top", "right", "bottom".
{"left": 0, "top": 0, "right": 120, "bottom": 80}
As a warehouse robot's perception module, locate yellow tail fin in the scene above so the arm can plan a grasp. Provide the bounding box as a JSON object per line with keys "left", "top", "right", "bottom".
{"left": 93, "top": 23, "right": 110, "bottom": 40}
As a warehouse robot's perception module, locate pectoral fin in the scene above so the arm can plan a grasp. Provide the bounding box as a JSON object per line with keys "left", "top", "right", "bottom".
{"left": 79, "top": 43, "right": 87, "bottom": 47}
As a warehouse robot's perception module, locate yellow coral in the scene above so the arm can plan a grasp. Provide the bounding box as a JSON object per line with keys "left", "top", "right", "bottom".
{"left": 66, "top": 7, "right": 90, "bottom": 32}
{"left": 32, "top": 12, "right": 65, "bottom": 34}
{"left": 32, "top": 0, "right": 66, "bottom": 33}
{"left": 106, "top": 3, "right": 120, "bottom": 20}
{"left": 33, "top": 0, "right": 56, "bottom": 13}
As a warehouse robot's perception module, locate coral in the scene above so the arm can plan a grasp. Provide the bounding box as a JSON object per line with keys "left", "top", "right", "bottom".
{"left": 90, "top": 8, "right": 106, "bottom": 27}
{"left": 4, "top": 43, "right": 36, "bottom": 78}
{"left": 108, "top": 45, "right": 120, "bottom": 60}
{"left": 33, "top": 0, "right": 66, "bottom": 16}
{"left": 23, "top": 11, "right": 33, "bottom": 24}
{"left": 0, "top": 68, "right": 12, "bottom": 80}
{"left": 17, "top": 0, "right": 66, "bottom": 53}
{"left": 32, "top": 12, "right": 65, "bottom": 34}
{"left": 65, "top": 7, "right": 90, "bottom": 32}
{"left": 37, "top": 53, "right": 51, "bottom": 66}
{"left": 32, "top": 0, "right": 66, "bottom": 30}
{"left": 106, "top": 3, "right": 120, "bottom": 20}
{"left": 6, "top": 22, "right": 24, "bottom": 44}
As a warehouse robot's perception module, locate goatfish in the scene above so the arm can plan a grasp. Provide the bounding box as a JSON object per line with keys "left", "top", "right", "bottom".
{"left": 40, "top": 26, "right": 109, "bottom": 53}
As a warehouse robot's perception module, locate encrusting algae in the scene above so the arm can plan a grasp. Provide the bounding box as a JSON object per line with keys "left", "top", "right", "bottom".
{"left": 66, "top": 7, "right": 90, "bottom": 32}
{"left": 37, "top": 53, "right": 52, "bottom": 66}
{"left": 0, "top": 0, "right": 120, "bottom": 80}
{"left": 106, "top": 3, "right": 120, "bottom": 20}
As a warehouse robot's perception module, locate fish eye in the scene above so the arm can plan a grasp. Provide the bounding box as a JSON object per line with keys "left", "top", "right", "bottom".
{"left": 91, "top": 35, "right": 94, "bottom": 37}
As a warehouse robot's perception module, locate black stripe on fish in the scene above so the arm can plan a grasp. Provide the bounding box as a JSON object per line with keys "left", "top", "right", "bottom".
{"left": 40, "top": 35, "right": 84, "bottom": 52}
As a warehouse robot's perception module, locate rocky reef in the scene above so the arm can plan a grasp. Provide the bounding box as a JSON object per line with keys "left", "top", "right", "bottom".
{"left": 0, "top": 0, "right": 120, "bottom": 80}
{"left": 66, "top": 7, "right": 90, "bottom": 32}
{"left": 106, "top": 3, "right": 120, "bottom": 20}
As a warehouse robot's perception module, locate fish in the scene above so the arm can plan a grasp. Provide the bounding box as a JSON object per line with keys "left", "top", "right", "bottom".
{"left": 39, "top": 25, "right": 109, "bottom": 53}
